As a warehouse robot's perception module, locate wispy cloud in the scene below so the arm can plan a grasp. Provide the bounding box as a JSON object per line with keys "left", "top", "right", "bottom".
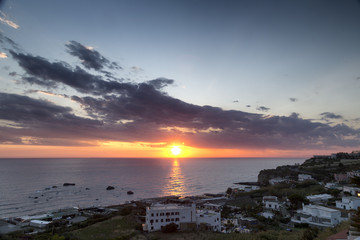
{"left": 0, "top": 51, "right": 7, "bottom": 58}
{"left": 289, "top": 97, "right": 298, "bottom": 102}
{"left": 256, "top": 106, "right": 270, "bottom": 112}
{"left": 0, "top": 10, "right": 19, "bottom": 29}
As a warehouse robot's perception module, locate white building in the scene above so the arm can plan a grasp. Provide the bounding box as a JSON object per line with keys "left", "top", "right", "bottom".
{"left": 196, "top": 210, "right": 221, "bottom": 231}
{"left": 336, "top": 196, "right": 360, "bottom": 210}
{"left": 263, "top": 196, "right": 280, "bottom": 210}
{"left": 260, "top": 211, "right": 275, "bottom": 219}
{"left": 144, "top": 203, "right": 221, "bottom": 232}
{"left": 306, "top": 194, "right": 332, "bottom": 203}
{"left": 291, "top": 204, "right": 343, "bottom": 228}
{"left": 237, "top": 184, "right": 260, "bottom": 192}
{"left": 269, "top": 178, "right": 287, "bottom": 185}
{"left": 144, "top": 204, "right": 196, "bottom": 232}
{"left": 298, "top": 174, "right": 313, "bottom": 182}
{"left": 29, "top": 220, "right": 51, "bottom": 228}
{"left": 343, "top": 186, "right": 360, "bottom": 196}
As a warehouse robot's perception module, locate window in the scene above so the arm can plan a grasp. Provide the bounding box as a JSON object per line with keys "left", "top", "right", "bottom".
{"left": 160, "top": 213, "right": 164, "bottom": 216}
{"left": 151, "top": 213, "right": 154, "bottom": 217}
{"left": 151, "top": 226, "right": 154, "bottom": 230}
{"left": 175, "top": 212, "right": 179, "bottom": 215}
{"left": 156, "top": 213, "right": 158, "bottom": 216}
{"left": 161, "top": 219, "right": 163, "bottom": 222}
{"left": 166, "top": 219, "right": 170, "bottom": 222}
{"left": 171, "top": 212, "right": 174, "bottom": 215}
{"left": 155, "top": 219, "right": 158, "bottom": 223}
{"left": 171, "top": 218, "right": 174, "bottom": 221}
{"left": 175, "top": 218, "right": 179, "bottom": 221}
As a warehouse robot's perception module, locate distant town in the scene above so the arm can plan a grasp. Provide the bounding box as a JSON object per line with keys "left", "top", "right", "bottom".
{"left": 2, "top": 151, "right": 360, "bottom": 240}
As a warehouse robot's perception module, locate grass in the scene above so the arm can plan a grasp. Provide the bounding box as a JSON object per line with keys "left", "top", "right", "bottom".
{"left": 67, "top": 214, "right": 141, "bottom": 240}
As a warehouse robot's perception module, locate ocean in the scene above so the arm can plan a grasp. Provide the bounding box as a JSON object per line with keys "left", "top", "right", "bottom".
{"left": 0, "top": 158, "right": 304, "bottom": 218}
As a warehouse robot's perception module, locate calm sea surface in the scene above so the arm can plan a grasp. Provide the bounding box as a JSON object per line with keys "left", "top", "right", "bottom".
{"left": 0, "top": 158, "right": 304, "bottom": 218}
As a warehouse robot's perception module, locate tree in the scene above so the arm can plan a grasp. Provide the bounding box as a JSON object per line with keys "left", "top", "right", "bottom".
{"left": 226, "top": 187, "right": 233, "bottom": 195}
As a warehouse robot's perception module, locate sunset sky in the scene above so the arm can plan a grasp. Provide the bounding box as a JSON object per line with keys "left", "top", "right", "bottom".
{"left": 1, "top": 0, "right": 360, "bottom": 158}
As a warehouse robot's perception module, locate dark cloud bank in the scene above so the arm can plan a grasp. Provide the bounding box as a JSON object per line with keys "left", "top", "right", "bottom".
{"left": 1, "top": 38, "right": 360, "bottom": 151}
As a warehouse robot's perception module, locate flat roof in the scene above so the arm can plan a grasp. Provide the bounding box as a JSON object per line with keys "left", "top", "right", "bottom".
{"left": 148, "top": 204, "right": 193, "bottom": 211}
{"left": 304, "top": 204, "right": 339, "bottom": 212}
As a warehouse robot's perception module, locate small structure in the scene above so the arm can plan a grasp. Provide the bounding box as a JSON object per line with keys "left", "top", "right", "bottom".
{"left": 260, "top": 211, "right": 274, "bottom": 219}
{"left": 29, "top": 220, "right": 51, "bottom": 228}
{"left": 196, "top": 210, "right": 221, "bottom": 232}
{"left": 237, "top": 184, "right": 260, "bottom": 192}
{"left": 343, "top": 186, "right": 360, "bottom": 196}
{"left": 144, "top": 204, "right": 196, "bottom": 232}
{"left": 336, "top": 196, "right": 360, "bottom": 210}
{"left": 269, "top": 178, "right": 288, "bottom": 185}
{"left": 306, "top": 194, "right": 332, "bottom": 203}
{"left": 291, "top": 204, "right": 343, "bottom": 228}
{"left": 298, "top": 174, "right": 313, "bottom": 182}
{"left": 334, "top": 173, "right": 348, "bottom": 182}
{"left": 325, "top": 182, "right": 342, "bottom": 190}
{"left": 263, "top": 196, "right": 280, "bottom": 210}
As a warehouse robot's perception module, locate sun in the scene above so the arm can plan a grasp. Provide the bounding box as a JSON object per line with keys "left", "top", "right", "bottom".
{"left": 170, "top": 146, "right": 182, "bottom": 156}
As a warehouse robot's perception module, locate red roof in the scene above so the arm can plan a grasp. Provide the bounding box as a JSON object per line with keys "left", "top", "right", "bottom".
{"left": 326, "top": 229, "right": 348, "bottom": 240}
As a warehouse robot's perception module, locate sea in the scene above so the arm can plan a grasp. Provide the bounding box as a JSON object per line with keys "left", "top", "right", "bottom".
{"left": 0, "top": 158, "right": 304, "bottom": 219}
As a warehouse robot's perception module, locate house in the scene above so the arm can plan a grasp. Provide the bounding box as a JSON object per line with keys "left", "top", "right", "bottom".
{"left": 260, "top": 211, "right": 274, "bottom": 219}
{"left": 325, "top": 182, "right": 342, "bottom": 190}
{"left": 263, "top": 196, "right": 280, "bottom": 210}
{"left": 336, "top": 196, "right": 360, "bottom": 210}
{"left": 291, "top": 204, "right": 343, "bottom": 228}
{"left": 196, "top": 210, "right": 221, "bottom": 232}
{"left": 343, "top": 186, "right": 360, "bottom": 196}
{"left": 269, "top": 178, "right": 288, "bottom": 185}
{"left": 298, "top": 174, "right": 313, "bottom": 182}
{"left": 143, "top": 204, "right": 196, "bottom": 232}
{"left": 348, "top": 171, "right": 360, "bottom": 179}
{"left": 334, "top": 173, "right": 348, "bottom": 182}
{"left": 29, "top": 220, "right": 51, "bottom": 228}
{"left": 306, "top": 194, "right": 332, "bottom": 203}
{"left": 237, "top": 184, "right": 260, "bottom": 192}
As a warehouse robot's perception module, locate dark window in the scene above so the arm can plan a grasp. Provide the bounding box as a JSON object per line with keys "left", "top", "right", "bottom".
{"left": 175, "top": 218, "right": 179, "bottom": 221}
{"left": 151, "top": 213, "right": 154, "bottom": 217}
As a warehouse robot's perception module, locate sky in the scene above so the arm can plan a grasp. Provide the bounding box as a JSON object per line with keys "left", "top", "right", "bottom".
{"left": 0, "top": 0, "right": 360, "bottom": 158}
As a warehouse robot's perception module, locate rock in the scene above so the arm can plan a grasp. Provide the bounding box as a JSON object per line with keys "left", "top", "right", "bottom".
{"left": 85, "top": 188, "right": 90, "bottom": 190}
{"left": 127, "top": 191, "right": 134, "bottom": 195}
{"left": 106, "top": 186, "right": 115, "bottom": 190}
{"left": 52, "top": 186, "right": 57, "bottom": 188}
{"left": 63, "top": 183, "right": 76, "bottom": 186}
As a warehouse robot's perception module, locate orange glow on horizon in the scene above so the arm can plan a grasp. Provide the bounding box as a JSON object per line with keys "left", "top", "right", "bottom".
{"left": 0, "top": 142, "right": 353, "bottom": 159}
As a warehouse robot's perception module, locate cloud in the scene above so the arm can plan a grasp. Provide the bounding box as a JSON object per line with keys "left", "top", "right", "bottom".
{"left": 256, "top": 106, "right": 270, "bottom": 112}
{"left": 321, "top": 112, "right": 343, "bottom": 120}
{"left": 0, "top": 10, "right": 19, "bottom": 29}
{"left": 246, "top": 105, "right": 251, "bottom": 108}
{"left": 65, "top": 40, "right": 121, "bottom": 71}
{"left": 0, "top": 51, "right": 7, "bottom": 58}
{"left": 2, "top": 37, "right": 360, "bottom": 151}
{"left": 289, "top": 97, "right": 298, "bottom": 102}
{"left": 147, "top": 78, "right": 174, "bottom": 90}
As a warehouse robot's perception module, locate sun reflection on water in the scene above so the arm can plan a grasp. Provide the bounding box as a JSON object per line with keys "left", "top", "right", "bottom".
{"left": 163, "top": 159, "right": 186, "bottom": 196}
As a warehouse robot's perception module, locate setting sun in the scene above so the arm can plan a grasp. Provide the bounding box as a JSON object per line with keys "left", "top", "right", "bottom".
{"left": 170, "top": 146, "right": 182, "bottom": 156}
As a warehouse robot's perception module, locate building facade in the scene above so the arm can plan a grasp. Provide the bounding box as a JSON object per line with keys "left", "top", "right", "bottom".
{"left": 291, "top": 204, "right": 342, "bottom": 228}
{"left": 336, "top": 196, "right": 360, "bottom": 210}
{"left": 144, "top": 204, "right": 196, "bottom": 232}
